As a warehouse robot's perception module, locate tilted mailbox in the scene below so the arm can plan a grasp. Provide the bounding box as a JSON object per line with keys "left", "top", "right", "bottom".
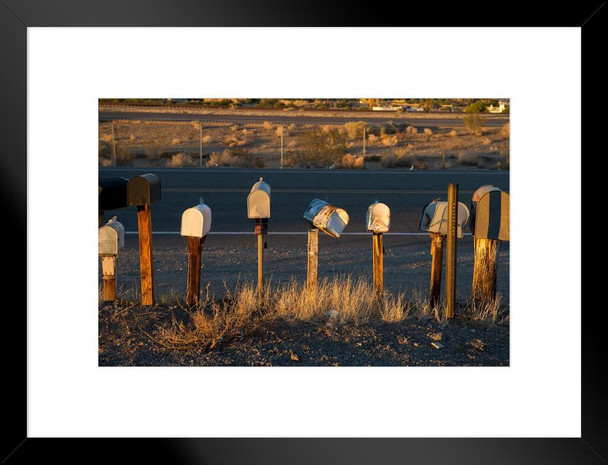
{"left": 366, "top": 202, "right": 391, "bottom": 234}
{"left": 98, "top": 217, "right": 125, "bottom": 302}
{"left": 127, "top": 173, "right": 161, "bottom": 206}
{"left": 419, "top": 200, "right": 470, "bottom": 238}
{"left": 470, "top": 185, "right": 509, "bottom": 241}
{"left": 470, "top": 185, "right": 509, "bottom": 303}
{"left": 98, "top": 177, "right": 128, "bottom": 226}
{"left": 303, "top": 199, "right": 350, "bottom": 291}
{"left": 303, "top": 199, "right": 349, "bottom": 239}
{"left": 247, "top": 178, "right": 271, "bottom": 301}
{"left": 181, "top": 199, "right": 212, "bottom": 306}
{"left": 366, "top": 202, "right": 391, "bottom": 294}
{"left": 127, "top": 173, "right": 161, "bottom": 306}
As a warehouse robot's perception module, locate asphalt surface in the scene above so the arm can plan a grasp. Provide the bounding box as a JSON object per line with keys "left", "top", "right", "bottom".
{"left": 98, "top": 110, "right": 509, "bottom": 128}
{"left": 99, "top": 167, "right": 509, "bottom": 234}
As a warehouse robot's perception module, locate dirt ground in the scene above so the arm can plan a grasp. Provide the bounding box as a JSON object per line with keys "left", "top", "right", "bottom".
{"left": 98, "top": 235, "right": 509, "bottom": 367}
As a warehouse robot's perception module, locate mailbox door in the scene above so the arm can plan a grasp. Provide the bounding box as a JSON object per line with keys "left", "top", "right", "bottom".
{"left": 127, "top": 173, "right": 161, "bottom": 206}
{"left": 474, "top": 191, "right": 509, "bottom": 241}
{"left": 99, "top": 177, "right": 128, "bottom": 211}
{"left": 247, "top": 190, "right": 271, "bottom": 218}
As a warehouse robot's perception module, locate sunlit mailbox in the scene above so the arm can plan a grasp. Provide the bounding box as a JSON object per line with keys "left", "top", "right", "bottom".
{"left": 304, "top": 199, "right": 349, "bottom": 238}
{"left": 98, "top": 217, "right": 125, "bottom": 255}
{"left": 419, "top": 200, "right": 470, "bottom": 238}
{"left": 366, "top": 202, "right": 391, "bottom": 233}
{"left": 99, "top": 177, "right": 129, "bottom": 211}
{"left": 181, "top": 200, "right": 212, "bottom": 238}
{"left": 470, "top": 185, "right": 509, "bottom": 241}
{"left": 127, "top": 173, "right": 161, "bottom": 206}
{"left": 247, "top": 177, "right": 271, "bottom": 219}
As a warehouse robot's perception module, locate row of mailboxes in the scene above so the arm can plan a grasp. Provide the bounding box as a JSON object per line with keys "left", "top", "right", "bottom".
{"left": 99, "top": 173, "right": 162, "bottom": 211}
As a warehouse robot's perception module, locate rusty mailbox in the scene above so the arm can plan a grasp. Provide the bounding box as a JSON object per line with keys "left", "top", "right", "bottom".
{"left": 98, "top": 217, "right": 125, "bottom": 256}
{"left": 419, "top": 199, "right": 470, "bottom": 238}
{"left": 304, "top": 199, "right": 349, "bottom": 238}
{"left": 127, "top": 173, "right": 161, "bottom": 206}
{"left": 366, "top": 202, "right": 391, "bottom": 233}
{"left": 470, "top": 185, "right": 509, "bottom": 241}
{"left": 247, "top": 177, "right": 271, "bottom": 219}
{"left": 181, "top": 199, "right": 212, "bottom": 238}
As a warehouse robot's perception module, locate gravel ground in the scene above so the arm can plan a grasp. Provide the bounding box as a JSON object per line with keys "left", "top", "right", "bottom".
{"left": 99, "top": 235, "right": 509, "bottom": 366}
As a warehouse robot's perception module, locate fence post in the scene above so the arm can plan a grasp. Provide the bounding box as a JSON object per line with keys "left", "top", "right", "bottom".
{"left": 307, "top": 227, "right": 319, "bottom": 292}
{"left": 372, "top": 232, "right": 384, "bottom": 295}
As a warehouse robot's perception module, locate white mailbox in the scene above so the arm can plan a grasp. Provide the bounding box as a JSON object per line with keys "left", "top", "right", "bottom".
{"left": 181, "top": 199, "right": 212, "bottom": 238}
{"left": 247, "top": 177, "right": 271, "bottom": 219}
{"left": 419, "top": 200, "right": 470, "bottom": 238}
{"left": 303, "top": 199, "right": 349, "bottom": 238}
{"left": 98, "top": 217, "right": 125, "bottom": 255}
{"left": 366, "top": 202, "right": 391, "bottom": 233}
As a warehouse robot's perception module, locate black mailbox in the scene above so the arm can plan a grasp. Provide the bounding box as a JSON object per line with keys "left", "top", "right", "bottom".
{"left": 127, "top": 173, "right": 161, "bottom": 206}
{"left": 99, "top": 177, "right": 129, "bottom": 211}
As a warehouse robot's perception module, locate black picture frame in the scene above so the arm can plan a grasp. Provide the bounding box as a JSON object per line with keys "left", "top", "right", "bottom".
{"left": 1, "top": 1, "right": 603, "bottom": 463}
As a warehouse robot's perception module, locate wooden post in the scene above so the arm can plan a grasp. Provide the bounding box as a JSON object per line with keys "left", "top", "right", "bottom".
{"left": 257, "top": 233, "right": 264, "bottom": 302}
{"left": 472, "top": 237, "right": 499, "bottom": 303}
{"left": 307, "top": 227, "right": 319, "bottom": 292}
{"left": 98, "top": 211, "right": 104, "bottom": 228}
{"left": 445, "top": 183, "right": 458, "bottom": 318}
{"left": 137, "top": 204, "right": 154, "bottom": 306}
{"left": 362, "top": 125, "right": 366, "bottom": 158}
{"left": 199, "top": 121, "right": 203, "bottom": 168}
{"left": 372, "top": 232, "right": 384, "bottom": 295}
{"left": 280, "top": 125, "right": 284, "bottom": 168}
{"left": 101, "top": 255, "right": 117, "bottom": 302}
{"left": 429, "top": 232, "right": 445, "bottom": 307}
{"left": 186, "top": 236, "right": 204, "bottom": 306}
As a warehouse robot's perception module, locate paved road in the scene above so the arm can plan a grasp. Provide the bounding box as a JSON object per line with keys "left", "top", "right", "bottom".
{"left": 98, "top": 110, "right": 509, "bottom": 128}
{"left": 99, "top": 168, "right": 509, "bottom": 234}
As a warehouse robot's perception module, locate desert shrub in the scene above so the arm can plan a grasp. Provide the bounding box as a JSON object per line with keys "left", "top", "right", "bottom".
{"left": 424, "top": 128, "right": 433, "bottom": 136}
{"left": 343, "top": 121, "right": 366, "bottom": 139}
{"left": 381, "top": 152, "right": 411, "bottom": 168}
{"left": 500, "top": 123, "right": 510, "bottom": 138}
{"left": 171, "top": 138, "right": 180, "bottom": 145}
{"left": 167, "top": 152, "right": 197, "bottom": 167}
{"left": 405, "top": 126, "right": 418, "bottom": 135}
{"left": 411, "top": 161, "right": 428, "bottom": 170}
{"left": 262, "top": 121, "right": 273, "bottom": 130}
{"left": 364, "top": 154, "right": 381, "bottom": 162}
{"left": 337, "top": 154, "right": 365, "bottom": 170}
{"left": 449, "top": 129, "right": 457, "bottom": 137}
{"left": 464, "top": 101, "right": 487, "bottom": 113}
{"left": 207, "top": 150, "right": 236, "bottom": 166}
{"left": 381, "top": 134, "right": 398, "bottom": 146}
{"left": 380, "top": 122, "right": 399, "bottom": 136}
{"left": 463, "top": 114, "right": 485, "bottom": 135}
{"left": 290, "top": 127, "right": 347, "bottom": 168}
{"left": 367, "top": 133, "right": 378, "bottom": 143}
{"left": 353, "top": 156, "right": 365, "bottom": 169}
{"left": 458, "top": 151, "right": 479, "bottom": 166}
{"left": 99, "top": 140, "right": 112, "bottom": 158}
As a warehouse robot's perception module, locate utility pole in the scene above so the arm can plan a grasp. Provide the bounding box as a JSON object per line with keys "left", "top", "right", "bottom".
{"left": 280, "top": 125, "right": 284, "bottom": 168}
{"left": 199, "top": 121, "right": 203, "bottom": 168}
{"left": 111, "top": 121, "right": 117, "bottom": 166}
{"left": 362, "top": 125, "right": 366, "bottom": 158}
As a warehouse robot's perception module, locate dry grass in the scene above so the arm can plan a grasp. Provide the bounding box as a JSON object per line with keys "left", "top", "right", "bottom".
{"left": 153, "top": 276, "right": 507, "bottom": 351}
{"left": 166, "top": 152, "right": 198, "bottom": 167}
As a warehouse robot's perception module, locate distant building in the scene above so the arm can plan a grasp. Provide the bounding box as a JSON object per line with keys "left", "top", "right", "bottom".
{"left": 487, "top": 103, "right": 507, "bottom": 113}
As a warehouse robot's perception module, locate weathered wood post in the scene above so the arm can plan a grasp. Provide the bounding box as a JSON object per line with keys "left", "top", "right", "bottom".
{"left": 470, "top": 185, "right": 509, "bottom": 304}
{"left": 307, "top": 226, "right": 319, "bottom": 292}
{"left": 429, "top": 232, "right": 445, "bottom": 307}
{"left": 98, "top": 217, "right": 125, "bottom": 302}
{"left": 127, "top": 173, "right": 161, "bottom": 306}
{"left": 247, "top": 178, "right": 271, "bottom": 303}
{"left": 366, "top": 201, "right": 390, "bottom": 296}
{"left": 419, "top": 194, "right": 470, "bottom": 313}
{"left": 304, "top": 199, "right": 350, "bottom": 290}
{"left": 181, "top": 198, "right": 212, "bottom": 307}
{"left": 445, "top": 183, "right": 458, "bottom": 318}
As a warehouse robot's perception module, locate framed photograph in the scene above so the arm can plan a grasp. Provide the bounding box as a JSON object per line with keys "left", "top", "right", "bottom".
{"left": 2, "top": 1, "right": 602, "bottom": 463}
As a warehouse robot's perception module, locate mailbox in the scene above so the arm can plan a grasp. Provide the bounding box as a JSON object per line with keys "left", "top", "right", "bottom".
{"left": 247, "top": 177, "right": 271, "bottom": 218}
{"left": 98, "top": 217, "right": 125, "bottom": 255}
{"left": 304, "top": 199, "right": 349, "bottom": 238}
{"left": 419, "top": 200, "right": 470, "bottom": 238}
{"left": 99, "top": 177, "right": 128, "bottom": 211}
{"left": 127, "top": 173, "right": 161, "bottom": 206}
{"left": 366, "top": 202, "right": 390, "bottom": 233}
{"left": 181, "top": 200, "right": 212, "bottom": 238}
{"left": 470, "top": 185, "right": 509, "bottom": 241}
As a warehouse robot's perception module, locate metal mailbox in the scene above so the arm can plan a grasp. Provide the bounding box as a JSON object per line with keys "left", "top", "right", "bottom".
{"left": 366, "top": 202, "right": 391, "bottom": 233}
{"left": 181, "top": 200, "right": 212, "bottom": 238}
{"left": 304, "top": 199, "right": 349, "bottom": 238}
{"left": 247, "top": 177, "right": 271, "bottom": 218}
{"left": 419, "top": 200, "right": 470, "bottom": 238}
{"left": 127, "top": 173, "right": 161, "bottom": 206}
{"left": 98, "top": 217, "right": 125, "bottom": 255}
{"left": 99, "top": 177, "right": 129, "bottom": 211}
{"left": 470, "top": 185, "right": 509, "bottom": 241}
